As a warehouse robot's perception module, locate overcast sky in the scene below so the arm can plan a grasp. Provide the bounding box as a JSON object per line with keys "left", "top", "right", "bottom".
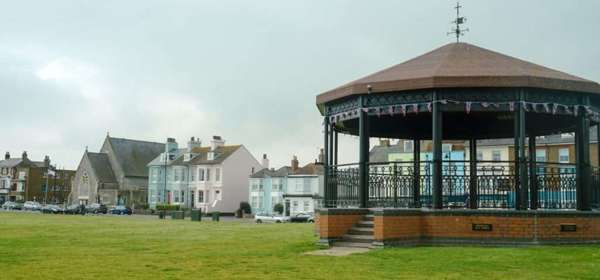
{"left": 1, "top": 0, "right": 599, "bottom": 169}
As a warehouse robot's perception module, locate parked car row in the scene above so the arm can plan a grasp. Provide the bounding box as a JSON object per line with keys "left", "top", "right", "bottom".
{"left": 254, "top": 213, "right": 314, "bottom": 223}
{"left": 1, "top": 201, "right": 132, "bottom": 215}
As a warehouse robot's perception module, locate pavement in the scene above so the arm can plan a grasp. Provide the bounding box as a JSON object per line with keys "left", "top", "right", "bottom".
{"left": 304, "top": 247, "right": 371, "bottom": 256}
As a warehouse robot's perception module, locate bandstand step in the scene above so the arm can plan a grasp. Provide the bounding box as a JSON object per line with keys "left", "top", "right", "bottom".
{"left": 341, "top": 234, "right": 374, "bottom": 243}
{"left": 356, "top": 221, "right": 374, "bottom": 228}
{"left": 348, "top": 227, "right": 374, "bottom": 235}
{"left": 363, "top": 214, "right": 374, "bottom": 221}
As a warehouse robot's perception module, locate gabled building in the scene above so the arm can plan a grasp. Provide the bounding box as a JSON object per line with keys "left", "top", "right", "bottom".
{"left": 70, "top": 135, "right": 164, "bottom": 206}
{"left": 147, "top": 136, "right": 263, "bottom": 214}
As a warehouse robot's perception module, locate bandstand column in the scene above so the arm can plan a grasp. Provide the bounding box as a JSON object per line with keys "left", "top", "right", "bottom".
{"left": 334, "top": 130, "right": 338, "bottom": 165}
{"left": 359, "top": 98, "right": 370, "bottom": 208}
{"left": 329, "top": 123, "right": 337, "bottom": 204}
{"left": 413, "top": 139, "right": 421, "bottom": 207}
{"left": 469, "top": 138, "right": 478, "bottom": 209}
{"left": 432, "top": 91, "right": 443, "bottom": 209}
{"left": 528, "top": 135, "right": 538, "bottom": 210}
{"left": 514, "top": 90, "right": 528, "bottom": 210}
{"left": 323, "top": 116, "right": 330, "bottom": 207}
{"left": 575, "top": 103, "right": 591, "bottom": 211}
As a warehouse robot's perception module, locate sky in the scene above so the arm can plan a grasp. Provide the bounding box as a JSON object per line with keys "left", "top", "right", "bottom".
{"left": 1, "top": 0, "right": 600, "bottom": 170}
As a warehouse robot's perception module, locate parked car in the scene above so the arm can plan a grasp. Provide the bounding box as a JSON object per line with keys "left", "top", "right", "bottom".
{"left": 255, "top": 214, "right": 290, "bottom": 223}
{"left": 110, "top": 205, "right": 132, "bottom": 215}
{"left": 289, "top": 213, "right": 315, "bottom": 223}
{"left": 85, "top": 203, "right": 108, "bottom": 214}
{"left": 64, "top": 204, "right": 85, "bottom": 215}
{"left": 23, "top": 201, "right": 42, "bottom": 211}
{"left": 2, "top": 201, "right": 22, "bottom": 210}
{"left": 41, "top": 204, "right": 64, "bottom": 214}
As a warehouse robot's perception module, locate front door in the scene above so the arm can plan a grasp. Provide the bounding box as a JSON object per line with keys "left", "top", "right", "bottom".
{"left": 285, "top": 200, "right": 290, "bottom": 216}
{"left": 190, "top": 191, "right": 195, "bottom": 208}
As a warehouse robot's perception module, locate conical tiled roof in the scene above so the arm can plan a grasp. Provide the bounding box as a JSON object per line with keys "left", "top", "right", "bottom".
{"left": 317, "top": 42, "right": 600, "bottom": 105}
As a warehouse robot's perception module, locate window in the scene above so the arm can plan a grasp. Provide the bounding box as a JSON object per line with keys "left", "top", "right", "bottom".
{"left": 251, "top": 196, "right": 258, "bottom": 209}
{"left": 191, "top": 170, "right": 195, "bottom": 181}
{"left": 492, "top": 150, "right": 501, "bottom": 161}
{"left": 198, "top": 169, "right": 204, "bottom": 181}
{"left": 559, "top": 148, "right": 569, "bottom": 163}
{"left": 215, "top": 190, "right": 221, "bottom": 200}
{"left": 206, "top": 169, "right": 211, "bottom": 181}
{"left": 174, "top": 191, "right": 179, "bottom": 203}
{"left": 216, "top": 168, "right": 221, "bottom": 181}
{"left": 174, "top": 169, "right": 180, "bottom": 181}
{"left": 536, "top": 149, "right": 546, "bottom": 162}
{"left": 476, "top": 151, "right": 483, "bottom": 161}
{"left": 303, "top": 201, "right": 310, "bottom": 212}
{"left": 292, "top": 201, "right": 299, "bottom": 212}
{"left": 198, "top": 191, "right": 204, "bottom": 203}
{"left": 181, "top": 190, "right": 185, "bottom": 203}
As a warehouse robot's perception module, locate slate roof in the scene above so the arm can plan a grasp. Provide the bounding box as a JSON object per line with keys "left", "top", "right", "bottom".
{"left": 317, "top": 42, "right": 600, "bottom": 105}
{"left": 292, "top": 163, "right": 324, "bottom": 176}
{"left": 86, "top": 152, "right": 117, "bottom": 183}
{"left": 186, "top": 145, "right": 242, "bottom": 165}
{"left": 0, "top": 158, "right": 39, "bottom": 168}
{"left": 108, "top": 137, "right": 165, "bottom": 178}
{"left": 250, "top": 166, "right": 292, "bottom": 178}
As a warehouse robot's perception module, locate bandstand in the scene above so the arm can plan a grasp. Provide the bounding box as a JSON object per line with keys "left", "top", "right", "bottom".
{"left": 316, "top": 43, "right": 600, "bottom": 247}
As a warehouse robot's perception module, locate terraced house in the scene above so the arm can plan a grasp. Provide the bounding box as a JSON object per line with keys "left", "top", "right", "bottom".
{"left": 147, "top": 136, "right": 263, "bottom": 214}
{"left": 249, "top": 155, "right": 324, "bottom": 216}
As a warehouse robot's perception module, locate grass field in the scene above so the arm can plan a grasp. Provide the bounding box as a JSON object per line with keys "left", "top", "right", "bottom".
{"left": 1, "top": 212, "right": 600, "bottom": 279}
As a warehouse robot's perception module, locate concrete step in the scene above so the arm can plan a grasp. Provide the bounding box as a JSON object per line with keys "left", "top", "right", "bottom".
{"left": 363, "top": 214, "right": 374, "bottom": 221}
{"left": 348, "top": 227, "right": 374, "bottom": 235}
{"left": 333, "top": 241, "right": 373, "bottom": 249}
{"left": 342, "top": 234, "right": 374, "bottom": 243}
{"left": 356, "top": 221, "right": 374, "bottom": 228}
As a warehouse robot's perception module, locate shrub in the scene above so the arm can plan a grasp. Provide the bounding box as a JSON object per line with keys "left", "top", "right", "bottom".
{"left": 273, "top": 203, "right": 284, "bottom": 215}
{"left": 155, "top": 204, "right": 180, "bottom": 211}
{"left": 239, "top": 201, "right": 251, "bottom": 214}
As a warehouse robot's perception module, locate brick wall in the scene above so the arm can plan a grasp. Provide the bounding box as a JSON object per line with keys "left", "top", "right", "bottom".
{"left": 316, "top": 209, "right": 369, "bottom": 241}
{"left": 373, "top": 209, "right": 600, "bottom": 245}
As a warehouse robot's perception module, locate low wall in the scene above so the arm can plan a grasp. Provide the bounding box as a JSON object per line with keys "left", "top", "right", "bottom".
{"left": 317, "top": 208, "right": 370, "bottom": 245}
{"left": 374, "top": 209, "right": 600, "bottom": 246}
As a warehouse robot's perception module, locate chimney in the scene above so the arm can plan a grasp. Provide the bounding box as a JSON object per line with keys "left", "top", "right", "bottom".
{"left": 22, "top": 151, "right": 28, "bottom": 160}
{"left": 261, "top": 154, "right": 269, "bottom": 169}
{"left": 379, "top": 139, "right": 390, "bottom": 147}
{"left": 4, "top": 152, "right": 9, "bottom": 160}
{"left": 210, "top": 136, "right": 225, "bottom": 151}
{"left": 187, "top": 136, "right": 202, "bottom": 152}
{"left": 44, "top": 155, "right": 51, "bottom": 167}
{"left": 318, "top": 148, "right": 324, "bottom": 163}
{"left": 291, "top": 156, "right": 299, "bottom": 171}
{"left": 165, "top": 138, "right": 178, "bottom": 161}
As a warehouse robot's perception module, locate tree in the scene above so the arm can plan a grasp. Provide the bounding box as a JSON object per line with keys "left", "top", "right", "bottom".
{"left": 239, "top": 201, "right": 251, "bottom": 214}
{"left": 273, "top": 203, "right": 284, "bottom": 215}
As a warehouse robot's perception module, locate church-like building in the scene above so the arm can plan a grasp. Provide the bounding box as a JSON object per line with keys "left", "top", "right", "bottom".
{"left": 70, "top": 135, "right": 164, "bottom": 207}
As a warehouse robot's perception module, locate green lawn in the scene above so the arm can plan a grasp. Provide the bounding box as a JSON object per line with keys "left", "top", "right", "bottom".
{"left": 1, "top": 212, "right": 599, "bottom": 279}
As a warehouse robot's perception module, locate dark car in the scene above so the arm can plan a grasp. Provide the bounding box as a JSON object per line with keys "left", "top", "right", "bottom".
{"left": 289, "top": 213, "right": 315, "bottom": 223}
{"left": 64, "top": 204, "right": 85, "bottom": 215}
{"left": 110, "top": 205, "right": 132, "bottom": 215}
{"left": 85, "top": 203, "right": 108, "bottom": 214}
{"left": 41, "top": 204, "right": 64, "bottom": 214}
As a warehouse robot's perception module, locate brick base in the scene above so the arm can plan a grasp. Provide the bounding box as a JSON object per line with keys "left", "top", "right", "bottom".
{"left": 316, "top": 208, "right": 370, "bottom": 246}
{"left": 375, "top": 209, "right": 600, "bottom": 246}
{"left": 317, "top": 208, "right": 600, "bottom": 247}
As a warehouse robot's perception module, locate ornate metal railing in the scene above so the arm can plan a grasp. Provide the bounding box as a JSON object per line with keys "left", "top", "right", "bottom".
{"left": 325, "top": 160, "right": 586, "bottom": 210}
{"left": 536, "top": 162, "right": 577, "bottom": 209}
{"left": 592, "top": 167, "right": 600, "bottom": 209}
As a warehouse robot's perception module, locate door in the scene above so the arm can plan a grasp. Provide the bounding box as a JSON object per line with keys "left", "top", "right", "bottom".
{"left": 284, "top": 200, "right": 290, "bottom": 216}
{"left": 190, "top": 191, "right": 195, "bottom": 208}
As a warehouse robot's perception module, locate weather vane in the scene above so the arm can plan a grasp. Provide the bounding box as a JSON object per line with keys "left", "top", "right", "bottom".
{"left": 447, "top": 1, "right": 469, "bottom": 42}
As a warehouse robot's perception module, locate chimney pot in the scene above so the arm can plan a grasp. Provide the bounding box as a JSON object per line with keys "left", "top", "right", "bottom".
{"left": 291, "top": 155, "right": 299, "bottom": 171}
{"left": 4, "top": 152, "right": 9, "bottom": 160}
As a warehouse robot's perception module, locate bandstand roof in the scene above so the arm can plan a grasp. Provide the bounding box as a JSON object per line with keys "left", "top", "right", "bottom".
{"left": 317, "top": 42, "right": 600, "bottom": 105}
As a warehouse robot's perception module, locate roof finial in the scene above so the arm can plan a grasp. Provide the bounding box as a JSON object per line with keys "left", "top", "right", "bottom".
{"left": 447, "top": 1, "right": 469, "bottom": 42}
